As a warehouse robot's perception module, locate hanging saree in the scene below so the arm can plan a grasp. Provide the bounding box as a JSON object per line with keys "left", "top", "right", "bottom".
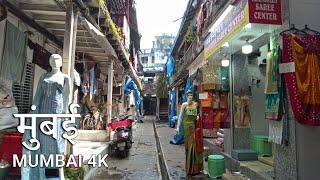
{"left": 265, "top": 35, "right": 280, "bottom": 94}
{"left": 202, "top": 107, "right": 214, "bottom": 129}
{"left": 183, "top": 102, "right": 203, "bottom": 175}
{"left": 265, "top": 35, "right": 283, "bottom": 121}
{"left": 282, "top": 34, "right": 320, "bottom": 126}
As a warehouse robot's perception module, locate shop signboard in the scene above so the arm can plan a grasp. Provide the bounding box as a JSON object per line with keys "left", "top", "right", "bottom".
{"left": 248, "top": 0, "right": 282, "bottom": 25}
{"left": 204, "top": 0, "right": 249, "bottom": 60}
{"left": 204, "top": 0, "right": 282, "bottom": 59}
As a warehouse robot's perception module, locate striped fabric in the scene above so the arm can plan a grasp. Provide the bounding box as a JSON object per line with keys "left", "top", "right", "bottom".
{"left": 22, "top": 72, "right": 69, "bottom": 180}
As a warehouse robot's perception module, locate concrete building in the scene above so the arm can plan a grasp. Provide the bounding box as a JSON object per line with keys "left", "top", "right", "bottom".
{"left": 141, "top": 34, "right": 175, "bottom": 84}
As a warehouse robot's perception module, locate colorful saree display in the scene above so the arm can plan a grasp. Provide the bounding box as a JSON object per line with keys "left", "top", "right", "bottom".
{"left": 282, "top": 34, "right": 320, "bottom": 126}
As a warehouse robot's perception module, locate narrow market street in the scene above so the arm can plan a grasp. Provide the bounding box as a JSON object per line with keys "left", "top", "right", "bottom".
{"left": 0, "top": 0, "right": 320, "bottom": 179}
{"left": 86, "top": 116, "right": 160, "bottom": 180}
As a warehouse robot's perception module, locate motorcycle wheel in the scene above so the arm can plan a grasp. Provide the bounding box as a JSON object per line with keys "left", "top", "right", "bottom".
{"left": 118, "top": 150, "right": 127, "bottom": 158}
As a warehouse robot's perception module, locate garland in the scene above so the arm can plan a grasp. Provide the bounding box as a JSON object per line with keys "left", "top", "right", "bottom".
{"left": 96, "top": 0, "right": 122, "bottom": 41}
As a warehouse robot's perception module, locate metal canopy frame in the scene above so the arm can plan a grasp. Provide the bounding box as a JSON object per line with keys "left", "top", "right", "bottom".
{"left": 1, "top": 0, "right": 118, "bottom": 68}
{"left": 0, "top": 0, "right": 141, "bottom": 89}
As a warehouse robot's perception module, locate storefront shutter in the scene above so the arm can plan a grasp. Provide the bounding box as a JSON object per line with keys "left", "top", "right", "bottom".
{"left": 12, "top": 62, "right": 34, "bottom": 113}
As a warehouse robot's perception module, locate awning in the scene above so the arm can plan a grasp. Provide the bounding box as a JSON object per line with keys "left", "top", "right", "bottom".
{"left": 78, "top": 16, "right": 117, "bottom": 61}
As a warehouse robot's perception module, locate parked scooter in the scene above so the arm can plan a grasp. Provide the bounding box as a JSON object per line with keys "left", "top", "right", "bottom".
{"left": 108, "top": 114, "right": 134, "bottom": 158}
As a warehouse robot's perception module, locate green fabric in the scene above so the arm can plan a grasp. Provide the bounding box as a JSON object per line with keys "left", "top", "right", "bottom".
{"left": 183, "top": 104, "right": 203, "bottom": 175}
{"left": 185, "top": 103, "right": 197, "bottom": 116}
{"left": 265, "top": 35, "right": 283, "bottom": 121}
{"left": 0, "top": 21, "right": 26, "bottom": 82}
{"left": 265, "top": 35, "right": 280, "bottom": 94}
{"left": 220, "top": 66, "right": 229, "bottom": 91}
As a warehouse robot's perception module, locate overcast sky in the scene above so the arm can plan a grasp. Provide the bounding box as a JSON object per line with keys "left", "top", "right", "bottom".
{"left": 136, "top": 0, "right": 189, "bottom": 49}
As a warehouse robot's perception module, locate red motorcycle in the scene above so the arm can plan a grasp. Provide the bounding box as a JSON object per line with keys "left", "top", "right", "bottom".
{"left": 107, "top": 115, "right": 134, "bottom": 158}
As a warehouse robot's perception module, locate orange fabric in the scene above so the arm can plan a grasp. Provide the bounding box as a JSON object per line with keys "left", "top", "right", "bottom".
{"left": 292, "top": 36, "right": 320, "bottom": 105}
{"left": 220, "top": 92, "right": 228, "bottom": 109}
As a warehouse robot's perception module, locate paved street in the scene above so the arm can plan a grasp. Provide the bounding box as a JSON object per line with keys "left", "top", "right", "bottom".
{"left": 155, "top": 121, "right": 210, "bottom": 180}
{"left": 85, "top": 116, "right": 219, "bottom": 180}
{"left": 86, "top": 116, "right": 160, "bottom": 180}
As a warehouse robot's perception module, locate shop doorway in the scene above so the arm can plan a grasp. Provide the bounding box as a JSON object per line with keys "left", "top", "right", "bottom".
{"left": 143, "top": 96, "right": 156, "bottom": 115}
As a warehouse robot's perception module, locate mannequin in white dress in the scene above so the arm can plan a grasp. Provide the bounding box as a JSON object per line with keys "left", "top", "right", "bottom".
{"left": 22, "top": 54, "right": 70, "bottom": 180}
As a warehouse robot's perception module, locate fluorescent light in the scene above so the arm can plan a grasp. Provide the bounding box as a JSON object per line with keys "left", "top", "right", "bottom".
{"left": 221, "top": 59, "right": 230, "bottom": 67}
{"left": 209, "top": 5, "right": 234, "bottom": 33}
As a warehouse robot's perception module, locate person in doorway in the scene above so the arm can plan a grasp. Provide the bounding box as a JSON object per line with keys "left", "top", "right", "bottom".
{"left": 176, "top": 90, "right": 203, "bottom": 176}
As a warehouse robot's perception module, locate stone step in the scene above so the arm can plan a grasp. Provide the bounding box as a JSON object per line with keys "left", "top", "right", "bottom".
{"left": 76, "top": 130, "right": 109, "bottom": 142}
{"left": 258, "top": 156, "right": 274, "bottom": 167}
{"left": 72, "top": 141, "right": 109, "bottom": 180}
{"left": 222, "top": 172, "right": 248, "bottom": 180}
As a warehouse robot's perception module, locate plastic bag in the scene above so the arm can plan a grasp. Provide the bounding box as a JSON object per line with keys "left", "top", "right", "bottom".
{"left": 0, "top": 107, "right": 19, "bottom": 130}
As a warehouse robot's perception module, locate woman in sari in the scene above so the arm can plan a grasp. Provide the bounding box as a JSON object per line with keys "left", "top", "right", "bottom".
{"left": 176, "top": 90, "right": 203, "bottom": 175}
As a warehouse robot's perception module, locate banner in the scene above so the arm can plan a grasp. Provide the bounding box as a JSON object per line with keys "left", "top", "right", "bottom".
{"left": 248, "top": 0, "right": 282, "bottom": 25}
{"left": 204, "top": 0, "right": 249, "bottom": 60}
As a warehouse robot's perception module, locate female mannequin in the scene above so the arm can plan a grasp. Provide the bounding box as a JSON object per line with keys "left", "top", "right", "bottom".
{"left": 176, "top": 90, "right": 203, "bottom": 176}
{"left": 22, "top": 54, "right": 70, "bottom": 180}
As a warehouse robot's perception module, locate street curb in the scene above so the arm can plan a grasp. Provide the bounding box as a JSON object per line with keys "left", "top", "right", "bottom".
{"left": 83, "top": 144, "right": 109, "bottom": 180}
{"left": 154, "top": 129, "right": 162, "bottom": 180}
{"left": 153, "top": 120, "right": 170, "bottom": 180}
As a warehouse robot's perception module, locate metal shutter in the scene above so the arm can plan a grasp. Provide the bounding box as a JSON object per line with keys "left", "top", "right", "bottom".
{"left": 12, "top": 63, "right": 35, "bottom": 113}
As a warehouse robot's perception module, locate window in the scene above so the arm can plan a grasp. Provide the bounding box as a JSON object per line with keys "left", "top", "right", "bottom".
{"left": 141, "top": 57, "right": 148, "bottom": 64}
{"left": 151, "top": 56, "right": 155, "bottom": 63}
{"left": 13, "top": 63, "right": 35, "bottom": 113}
{"left": 148, "top": 78, "right": 154, "bottom": 83}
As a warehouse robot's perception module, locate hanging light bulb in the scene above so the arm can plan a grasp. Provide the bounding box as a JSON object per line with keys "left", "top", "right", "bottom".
{"left": 221, "top": 59, "right": 230, "bottom": 67}
{"left": 242, "top": 40, "right": 253, "bottom": 54}
{"left": 221, "top": 55, "right": 230, "bottom": 67}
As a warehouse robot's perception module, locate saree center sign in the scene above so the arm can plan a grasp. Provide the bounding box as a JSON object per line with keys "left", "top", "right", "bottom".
{"left": 248, "top": 0, "right": 282, "bottom": 25}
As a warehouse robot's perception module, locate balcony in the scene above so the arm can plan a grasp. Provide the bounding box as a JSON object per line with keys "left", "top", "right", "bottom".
{"left": 203, "top": 0, "right": 229, "bottom": 34}
{"left": 170, "top": 38, "right": 203, "bottom": 87}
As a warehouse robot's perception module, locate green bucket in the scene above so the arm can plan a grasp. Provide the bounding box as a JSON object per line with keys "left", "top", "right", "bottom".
{"left": 0, "top": 164, "right": 10, "bottom": 180}
{"left": 252, "top": 135, "right": 272, "bottom": 156}
{"left": 208, "top": 155, "right": 225, "bottom": 178}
